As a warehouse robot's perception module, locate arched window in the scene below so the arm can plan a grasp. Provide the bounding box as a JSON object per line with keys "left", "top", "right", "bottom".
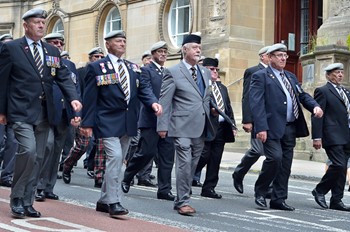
{"left": 104, "top": 7, "right": 122, "bottom": 37}
{"left": 168, "top": 0, "right": 192, "bottom": 47}
{"left": 52, "top": 19, "right": 64, "bottom": 34}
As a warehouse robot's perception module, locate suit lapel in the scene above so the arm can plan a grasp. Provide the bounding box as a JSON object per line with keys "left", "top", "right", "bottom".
{"left": 266, "top": 67, "right": 284, "bottom": 92}
{"left": 20, "top": 37, "right": 42, "bottom": 78}
{"left": 327, "top": 82, "right": 343, "bottom": 102}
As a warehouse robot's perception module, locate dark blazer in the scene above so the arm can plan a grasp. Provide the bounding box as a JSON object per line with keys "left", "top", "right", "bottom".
{"left": 312, "top": 82, "right": 350, "bottom": 147}
{"left": 0, "top": 37, "right": 79, "bottom": 125}
{"left": 138, "top": 62, "right": 163, "bottom": 129}
{"left": 81, "top": 56, "right": 157, "bottom": 138}
{"left": 241, "top": 63, "right": 265, "bottom": 123}
{"left": 250, "top": 66, "right": 319, "bottom": 139}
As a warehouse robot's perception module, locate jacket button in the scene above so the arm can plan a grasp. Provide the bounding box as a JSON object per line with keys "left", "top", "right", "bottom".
{"left": 283, "top": 102, "right": 287, "bottom": 105}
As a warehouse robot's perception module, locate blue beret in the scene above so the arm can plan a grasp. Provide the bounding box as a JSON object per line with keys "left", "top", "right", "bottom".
{"left": 22, "top": 8, "right": 48, "bottom": 20}
{"left": 324, "top": 63, "right": 344, "bottom": 72}
{"left": 182, "top": 34, "right": 201, "bottom": 46}
{"left": 267, "top": 43, "right": 287, "bottom": 54}
{"left": 0, "top": 34, "right": 13, "bottom": 41}
{"left": 88, "top": 47, "right": 104, "bottom": 55}
{"left": 150, "top": 41, "right": 167, "bottom": 52}
{"left": 104, "top": 30, "right": 126, "bottom": 40}
{"left": 44, "top": 32, "right": 64, "bottom": 41}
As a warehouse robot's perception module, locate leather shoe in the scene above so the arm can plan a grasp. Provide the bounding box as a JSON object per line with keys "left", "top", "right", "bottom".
{"left": 137, "top": 179, "right": 157, "bottom": 187}
{"left": 35, "top": 189, "right": 46, "bottom": 202}
{"left": 0, "top": 179, "right": 12, "bottom": 187}
{"left": 255, "top": 195, "right": 267, "bottom": 208}
{"left": 192, "top": 180, "right": 203, "bottom": 187}
{"left": 201, "top": 189, "right": 222, "bottom": 199}
{"left": 62, "top": 170, "right": 71, "bottom": 184}
{"left": 96, "top": 202, "right": 109, "bottom": 213}
{"left": 149, "top": 174, "right": 155, "bottom": 180}
{"left": 45, "top": 192, "right": 59, "bottom": 200}
{"left": 330, "top": 201, "right": 350, "bottom": 211}
{"left": 312, "top": 189, "right": 328, "bottom": 209}
{"left": 24, "top": 205, "right": 41, "bottom": 217}
{"left": 177, "top": 205, "right": 196, "bottom": 216}
{"left": 157, "top": 192, "right": 175, "bottom": 201}
{"left": 109, "top": 202, "right": 129, "bottom": 217}
{"left": 270, "top": 201, "right": 295, "bottom": 211}
{"left": 232, "top": 173, "right": 243, "bottom": 194}
{"left": 121, "top": 181, "right": 130, "bottom": 193}
{"left": 10, "top": 198, "right": 25, "bottom": 218}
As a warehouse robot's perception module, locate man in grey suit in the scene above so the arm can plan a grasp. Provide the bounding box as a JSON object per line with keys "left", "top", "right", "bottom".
{"left": 157, "top": 34, "right": 215, "bottom": 216}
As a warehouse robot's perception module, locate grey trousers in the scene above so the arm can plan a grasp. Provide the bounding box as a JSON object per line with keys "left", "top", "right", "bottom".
{"left": 174, "top": 137, "right": 204, "bottom": 208}
{"left": 99, "top": 135, "right": 131, "bottom": 204}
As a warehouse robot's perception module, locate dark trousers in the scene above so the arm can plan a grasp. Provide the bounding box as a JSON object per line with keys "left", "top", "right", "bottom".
{"left": 316, "top": 144, "right": 350, "bottom": 203}
{"left": 255, "top": 123, "right": 296, "bottom": 203}
{"left": 0, "top": 125, "right": 17, "bottom": 182}
{"left": 123, "top": 128, "right": 175, "bottom": 194}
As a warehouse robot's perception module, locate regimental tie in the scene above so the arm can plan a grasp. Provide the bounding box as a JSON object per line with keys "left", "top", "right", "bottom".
{"left": 33, "top": 42, "right": 43, "bottom": 77}
{"left": 337, "top": 85, "right": 350, "bottom": 125}
{"left": 190, "top": 66, "right": 197, "bottom": 82}
{"left": 118, "top": 59, "right": 130, "bottom": 102}
{"left": 213, "top": 82, "right": 225, "bottom": 112}
{"left": 280, "top": 73, "right": 299, "bottom": 119}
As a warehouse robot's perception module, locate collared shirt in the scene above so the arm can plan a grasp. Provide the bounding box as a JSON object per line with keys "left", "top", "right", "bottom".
{"left": 108, "top": 53, "right": 130, "bottom": 103}
{"left": 182, "top": 60, "right": 197, "bottom": 76}
{"left": 260, "top": 62, "right": 268, "bottom": 68}
{"left": 151, "top": 60, "right": 164, "bottom": 73}
{"left": 25, "top": 36, "right": 44, "bottom": 62}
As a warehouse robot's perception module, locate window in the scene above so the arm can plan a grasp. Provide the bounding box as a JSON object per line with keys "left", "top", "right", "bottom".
{"left": 104, "top": 8, "right": 122, "bottom": 37}
{"left": 168, "top": 0, "right": 192, "bottom": 47}
{"left": 52, "top": 19, "right": 64, "bottom": 34}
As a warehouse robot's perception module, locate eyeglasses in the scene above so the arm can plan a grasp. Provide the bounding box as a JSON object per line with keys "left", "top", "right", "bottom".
{"left": 156, "top": 49, "right": 168, "bottom": 55}
{"left": 93, "top": 55, "right": 104, "bottom": 58}
{"left": 50, "top": 40, "right": 65, "bottom": 46}
{"left": 272, "top": 53, "right": 289, "bottom": 59}
{"left": 208, "top": 67, "right": 220, "bottom": 72}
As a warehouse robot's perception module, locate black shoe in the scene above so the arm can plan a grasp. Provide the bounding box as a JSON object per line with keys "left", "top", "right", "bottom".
{"left": 270, "top": 201, "right": 295, "bottom": 211}
{"left": 45, "top": 192, "right": 59, "bottom": 200}
{"left": 232, "top": 173, "right": 243, "bottom": 194}
{"left": 35, "top": 189, "right": 46, "bottom": 202}
{"left": 121, "top": 181, "right": 130, "bottom": 193}
{"left": 96, "top": 202, "right": 109, "bottom": 213}
{"left": 24, "top": 205, "right": 41, "bottom": 217}
{"left": 137, "top": 179, "right": 157, "bottom": 187}
{"left": 192, "top": 180, "right": 203, "bottom": 187}
{"left": 201, "top": 189, "right": 222, "bottom": 199}
{"left": 157, "top": 192, "right": 175, "bottom": 201}
{"left": 312, "top": 189, "right": 328, "bottom": 209}
{"left": 255, "top": 195, "right": 267, "bottom": 208}
{"left": 0, "top": 179, "right": 12, "bottom": 187}
{"left": 109, "top": 202, "right": 129, "bottom": 217}
{"left": 10, "top": 198, "right": 25, "bottom": 218}
{"left": 87, "top": 170, "right": 94, "bottom": 178}
{"left": 149, "top": 174, "right": 156, "bottom": 180}
{"left": 62, "top": 169, "right": 71, "bottom": 184}
{"left": 94, "top": 180, "right": 102, "bottom": 188}
{"left": 329, "top": 201, "right": 350, "bottom": 211}
{"left": 348, "top": 185, "right": 350, "bottom": 192}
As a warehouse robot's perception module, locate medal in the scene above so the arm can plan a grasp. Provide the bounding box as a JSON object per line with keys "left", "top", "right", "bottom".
{"left": 51, "top": 67, "right": 56, "bottom": 76}
{"left": 100, "top": 63, "right": 107, "bottom": 73}
{"left": 107, "top": 61, "right": 113, "bottom": 70}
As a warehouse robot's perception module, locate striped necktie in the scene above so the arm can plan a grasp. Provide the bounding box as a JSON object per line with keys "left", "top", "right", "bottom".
{"left": 280, "top": 73, "right": 299, "bottom": 119}
{"left": 337, "top": 85, "right": 350, "bottom": 125}
{"left": 213, "top": 82, "right": 225, "bottom": 112}
{"left": 118, "top": 59, "right": 130, "bottom": 102}
{"left": 33, "top": 42, "right": 43, "bottom": 77}
{"left": 190, "top": 66, "right": 197, "bottom": 82}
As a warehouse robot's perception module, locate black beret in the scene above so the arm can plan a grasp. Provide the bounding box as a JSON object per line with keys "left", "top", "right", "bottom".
{"left": 203, "top": 58, "right": 219, "bottom": 67}
{"left": 182, "top": 34, "right": 201, "bottom": 46}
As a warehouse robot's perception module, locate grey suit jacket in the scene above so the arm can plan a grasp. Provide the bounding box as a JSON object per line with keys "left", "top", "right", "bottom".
{"left": 157, "top": 61, "right": 214, "bottom": 139}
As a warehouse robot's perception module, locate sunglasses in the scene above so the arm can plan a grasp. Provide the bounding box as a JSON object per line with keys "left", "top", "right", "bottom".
{"left": 50, "top": 40, "right": 65, "bottom": 46}
{"left": 93, "top": 55, "right": 104, "bottom": 58}
{"left": 209, "top": 67, "right": 220, "bottom": 72}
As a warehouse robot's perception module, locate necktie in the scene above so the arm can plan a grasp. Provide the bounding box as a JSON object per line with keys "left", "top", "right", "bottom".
{"left": 33, "top": 42, "right": 43, "bottom": 76}
{"left": 213, "top": 82, "right": 225, "bottom": 112}
{"left": 337, "top": 86, "right": 350, "bottom": 125}
{"left": 190, "top": 66, "right": 197, "bottom": 82}
{"left": 118, "top": 59, "right": 129, "bottom": 102}
{"left": 280, "top": 73, "right": 299, "bottom": 119}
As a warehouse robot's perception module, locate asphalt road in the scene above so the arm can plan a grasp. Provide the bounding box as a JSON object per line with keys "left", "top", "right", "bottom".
{"left": 1, "top": 163, "right": 350, "bottom": 232}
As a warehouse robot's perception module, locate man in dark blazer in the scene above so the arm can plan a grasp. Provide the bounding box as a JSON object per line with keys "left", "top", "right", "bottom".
{"left": 157, "top": 34, "right": 216, "bottom": 216}
{"left": 0, "top": 8, "right": 81, "bottom": 218}
{"left": 195, "top": 57, "right": 236, "bottom": 199}
{"left": 121, "top": 41, "right": 175, "bottom": 201}
{"left": 250, "top": 43, "right": 323, "bottom": 211}
{"left": 36, "top": 32, "right": 81, "bottom": 202}
{"left": 232, "top": 46, "right": 269, "bottom": 194}
{"left": 80, "top": 30, "right": 161, "bottom": 218}
{"left": 311, "top": 63, "right": 350, "bottom": 211}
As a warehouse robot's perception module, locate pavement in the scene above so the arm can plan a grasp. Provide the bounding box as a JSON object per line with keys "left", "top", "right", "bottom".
{"left": 220, "top": 150, "right": 325, "bottom": 182}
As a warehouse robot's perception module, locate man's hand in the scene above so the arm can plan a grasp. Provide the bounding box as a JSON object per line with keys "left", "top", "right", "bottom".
{"left": 70, "top": 116, "right": 81, "bottom": 127}
{"left": 233, "top": 130, "right": 237, "bottom": 137}
{"left": 313, "top": 106, "right": 323, "bottom": 118}
{"left": 71, "top": 100, "right": 82, "bottom": 112}
{"left": 152, "top": 103, "right": 162, "bottom": 116}
{"left": 256, "top": 131, "right": 267, "bottom": 143}
{"left": 242, "top": 123, "right": 253, "bottom": 133}
{"left": 158, "top": 131, "right": 167, "bottom": 138}
{"left": 0, "top": 114, "right": 7, "bottom": 125}
{"left": 80, "top": 127, "right": 93, "bottom": 137}
{"left": 313, "top": 139, "right": 322, "bottom": 150}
